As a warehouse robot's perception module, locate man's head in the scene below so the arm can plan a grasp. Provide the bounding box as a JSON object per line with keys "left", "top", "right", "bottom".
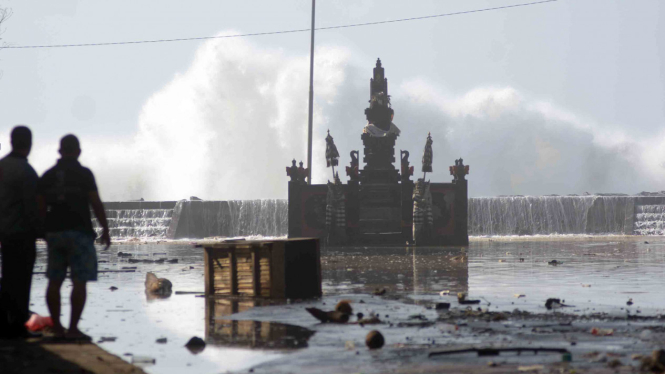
{"left": 59, "top": 134, "right": 81, "bottom": 160}
{"left": 10, "top": 126, "right": 32, "bottom": 156}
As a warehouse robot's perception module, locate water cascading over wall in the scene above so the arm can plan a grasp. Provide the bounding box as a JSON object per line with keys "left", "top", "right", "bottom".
{"left": 93, "top": 201, "right": 177, "bottom": 238}
{"left": 96, "top": 195, "right": 665, "bottom": 239}
{"left": 169, "top": 199, "right": 288, "bottom": 239}
{"left": 467, "top": 196, "right": 633, "bottom": 236}
{"left": 95, "top": 200, "right": 288, "bottom": 239}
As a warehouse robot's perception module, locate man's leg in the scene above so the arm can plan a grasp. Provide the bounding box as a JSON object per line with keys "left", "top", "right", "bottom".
{"left": 16, "top": 237, "right": 36, "bottom": 324}
{"left": 0, "top": 238, "right": 32, "bottom": 337}
{"left": 46, "top": 279, "right": 65, "bottom": 336}
{"left": 0, "top": 241, "right": 11, "bottom": 336}
{"left": 67, "top": 280, "right": 87, "bottom": 337}
{"left": 45, "top": 232, "right": 68, "bottom": 337}
{"left": 65, "top": 231, "right": 96, "bottom": 340}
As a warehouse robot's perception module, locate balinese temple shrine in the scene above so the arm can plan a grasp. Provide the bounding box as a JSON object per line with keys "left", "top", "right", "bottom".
{"left": 286, "top": 59, "right": 469, "bottom": 246}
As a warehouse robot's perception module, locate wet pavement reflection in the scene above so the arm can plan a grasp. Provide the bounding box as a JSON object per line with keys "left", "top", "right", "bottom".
{"left": 207, "top": 298, "right": 314, "bottom": 349}
{"left": 14, "top": 237, "right": 665, "bottom": 373}
{"left": 321, "top": 246, "right": 468, "bottom": 298}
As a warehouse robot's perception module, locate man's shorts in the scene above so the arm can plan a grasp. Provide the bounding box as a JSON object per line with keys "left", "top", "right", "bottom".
{"left": 46, "top": 231, "right": 97, "bottom": 282}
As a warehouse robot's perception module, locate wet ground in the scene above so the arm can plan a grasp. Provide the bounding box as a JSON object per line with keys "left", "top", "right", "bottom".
{"left": 17, "top": 236, "right": 665, "bottom": 373}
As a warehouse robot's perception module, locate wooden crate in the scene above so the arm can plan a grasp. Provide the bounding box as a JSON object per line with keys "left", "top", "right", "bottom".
{"left": 203, "top": 238, "right": 321, "bottom": 299}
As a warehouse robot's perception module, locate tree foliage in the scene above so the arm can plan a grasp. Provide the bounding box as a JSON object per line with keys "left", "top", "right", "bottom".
{"left": 0, "top": 7, "right": 11, "bottom": 47}
{"left": 0, "top": 6, "right": 11, "bottom": 78}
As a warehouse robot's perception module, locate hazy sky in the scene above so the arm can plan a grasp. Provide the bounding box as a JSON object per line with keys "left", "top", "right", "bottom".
{"left": 1, "top": 0, "right": 664, "bottom": 199}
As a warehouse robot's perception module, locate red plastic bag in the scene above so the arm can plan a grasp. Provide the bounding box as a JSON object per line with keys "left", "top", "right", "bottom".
{"left": 25, "top": 314, "right": 53, "bottom": 332}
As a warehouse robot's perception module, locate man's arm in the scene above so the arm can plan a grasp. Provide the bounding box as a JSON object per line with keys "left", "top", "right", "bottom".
{"left": 89, "top": 191, "right": 110, "bottom": 249}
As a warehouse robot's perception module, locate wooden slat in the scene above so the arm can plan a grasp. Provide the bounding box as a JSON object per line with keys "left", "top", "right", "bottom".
{"left": 204, "top": 248, "right": 213, "bottom": 296}
{"left": 230, "top": 250, "right": 238, "bottom": 295}
{"left": 252, "top": 247, "right": 261, "bottom": 296}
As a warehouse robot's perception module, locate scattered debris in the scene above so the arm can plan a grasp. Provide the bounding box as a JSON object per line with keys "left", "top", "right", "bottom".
{"left": 397, "top": 321, "right": 435, "bottom": 328}
{"left": 97, "top": 337, "right": 117, "bottom": 343}
{"left": 435, "top": 303, "right": 451, "bottom": 310}
{"left": 641, "top": 350, "right": 665, "bottom": 372}
{"left": 357, "top": 316, "right": 382, "bottom": 325}
{"left": 109, "top": 286, "right": 118, "bottom": 291}
{"left": 127, "top": 258, "right": 177, "bottom": 264}
{"left": 373, "top": 288, "right": 387, "bottom": 296}
{"left": 155, "top": 338, "right": 167, "bottom": 344}
{"left": 514, "top": 294, "right": 525, "bottom": 298}
{"left": 25, "top": 313, "right": 53, "bottom": 332}
{"left": 306, "top": 307, "right": 349, "bottom": 323}
{"left": 450, "top": 255, "right": 465, "bottom": 262}
{"left": 145, "top": 272, "right": 173, "bottom": 296}
{"left": 430, "top": 347, "right": 568, "bottom": 358}
{"left": 439, "top": 324, "right": 458, "bottom": 333}
{"left": 185, "top": 336, "right": 206, "bottom": 354}
{"left": 365, "top": 330, "right": 384, "bottom": 349}
{"left": 439, "top": 290, "right": 450, "bottom": 296}
{"left": 581, "top": 284, "right": 592, "bottom": 287}
{"left": 591, "top": 327, "right": 614, "bottom": 336}
{"left": 335, "top": 300, "right": 353, "bottom": 315}
{"left": 117, "top": 252, "right": 132, "bottom": 257}
{"left": 518, "top": 365, "right": 544, "bottom": 372}
{"left": 457, "top": 292, "right": 481, "bottom": 305}
{"left": 131, "top": 356, "right": 156, "bottom": 366}
{"left": 545, "top": 298, "right": 572, "bottom": 310}
{"left": 607, "top": 359, "right": 622, "bottom": 368}
{"left": 548, "top": 260, "right": 563, "bottom": 265}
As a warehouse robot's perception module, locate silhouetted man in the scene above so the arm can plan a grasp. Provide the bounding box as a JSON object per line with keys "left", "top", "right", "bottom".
{"left": 37, "top": 134, "right": 110, "bottom": 340}
{"left": 0, "top": 126, "right": 40, "bottom": 338}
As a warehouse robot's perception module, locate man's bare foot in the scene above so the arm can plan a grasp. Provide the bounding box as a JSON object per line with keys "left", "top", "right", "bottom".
{"left": 65, "top": 328, "right": 92, "bottom": 341}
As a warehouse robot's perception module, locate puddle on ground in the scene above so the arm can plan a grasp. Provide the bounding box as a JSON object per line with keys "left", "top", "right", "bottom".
{"left": 207, "top": 298, "right": 315, "bottom": 349}
{"left": 10, "top": 237, "right": 665, "bottom": 373}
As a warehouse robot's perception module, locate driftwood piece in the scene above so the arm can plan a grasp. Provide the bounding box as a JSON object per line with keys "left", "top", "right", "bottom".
{"left": 429, "top": 347, "right": 570, "bottom": 358}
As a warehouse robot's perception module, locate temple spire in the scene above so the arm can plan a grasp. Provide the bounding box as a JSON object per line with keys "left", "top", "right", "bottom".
{"left": 370, "top": 58, "right": 388, "bottom": 100}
